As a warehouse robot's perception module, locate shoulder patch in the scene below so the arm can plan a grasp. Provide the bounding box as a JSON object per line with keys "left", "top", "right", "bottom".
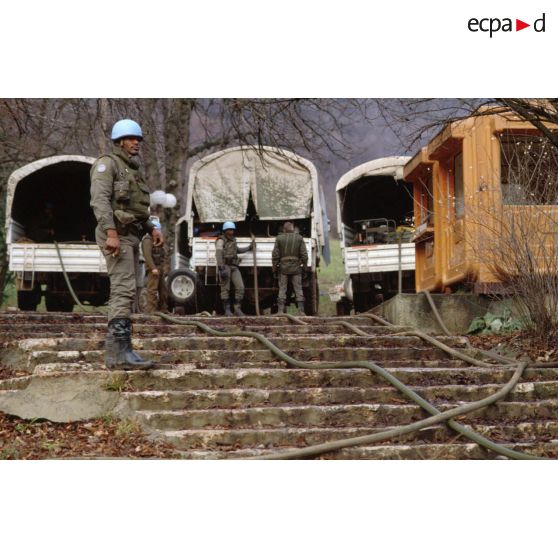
{"left": 97, "top": 163, "right": 107, "bottom": 173}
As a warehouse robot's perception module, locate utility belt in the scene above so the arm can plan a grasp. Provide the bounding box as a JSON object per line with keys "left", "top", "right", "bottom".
{"left": 224, "top": 256, "right": 240, "bottom": 266}
{"left": 114, "top": 208, "right": 147, "bottom": 238}
{"left": 115, "top": 220, "right": 143, "bottom": 238}
{"left": 280, "top": 256, "right": 300, "bottom": 262}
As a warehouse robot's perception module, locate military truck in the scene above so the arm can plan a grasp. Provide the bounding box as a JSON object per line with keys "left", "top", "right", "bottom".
{"left": 5, "top": 155, "right": 110, "bottom": 311}
{"left": 334, "top": 156, "right": 415, "bottom": 314}
{"left": 168, "top": 146, "right": 329, "bottom": 315}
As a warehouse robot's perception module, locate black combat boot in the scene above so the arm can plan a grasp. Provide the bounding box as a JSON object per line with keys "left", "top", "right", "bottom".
{"left": 233, "top": 302, "right": 245, "bottom": 317}
{"left": 297, "top": 301, "right": 306, "bottom": 316}
{"left": 223, "top": 300, "right": 233, "bottom": 317}
{"left": 106, "top": 318, "right": 154, "bottom": 370}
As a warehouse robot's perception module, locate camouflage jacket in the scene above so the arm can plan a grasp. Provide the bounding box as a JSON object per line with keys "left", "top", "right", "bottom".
{"left": 142, "top": 235, "right": 170, "bottom": 273}
{"left": 215, "top": 235, "right": 251, "bottom": 267}
{"left": 90, "top": 146, "right": 153, "bottom": 236}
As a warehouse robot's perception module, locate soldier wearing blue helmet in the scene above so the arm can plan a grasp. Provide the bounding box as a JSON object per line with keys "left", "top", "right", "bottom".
{"left": 90, "top": 119, "right": 164, "bottom": 369}
{"left": 215, "top": 221, "right": 252, "bottom": 316}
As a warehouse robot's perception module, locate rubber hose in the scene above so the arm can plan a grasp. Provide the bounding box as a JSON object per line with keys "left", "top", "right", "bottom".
{"left": 54, "top": 241, "right": 104, "bottom": 314}
{"left": 264, "top": 308, "right": 558, "bottom": 457}
{"left": 154, "top": 312, "right": 543, "bottom": 460}
{"left": 420, "top": 289, "right": 516, "bottom": 365}
{"left": 254, "top": 362, "right": 528, "bottom": 460}
{"left": 362, "top": 312, "right": 514, "bottom": 368}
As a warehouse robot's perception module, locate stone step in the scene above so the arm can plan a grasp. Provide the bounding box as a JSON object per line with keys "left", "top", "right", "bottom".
{"left": 0, "top": 323, "right": 408, "bottom": 337}
{"left": 175, "top": 441, "right": 558, "bottom": 460}
{"left": 13, "top": 334, "right": 469, "bottom": 353}
{"left": 135, "top": 400, "right": 558, "bottom": 430}
{"left": 21, "top": 346, "right": 457, "bottom": 369}
{"left": 17, "top": 364, "right": 556, "bottom": 390}
{"left": 161, "top": 421, "right": 558, "bottom": 450}
{"left": 121, "top": 381, "right": 558, "bottom": 412}
{"left": 120, "top": 366, "right": 558, "bottom": 390}
{"left": 0, "top": 313, "right": 386, "bottom": 327}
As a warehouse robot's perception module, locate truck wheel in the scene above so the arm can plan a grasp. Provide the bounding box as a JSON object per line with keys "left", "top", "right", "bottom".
{"left": 336, "top": 299, "right": 351, "bottom": 316}
{"left": 45, "top": 292, "right": 74, "bottom": 312}
{"left": 353, "top": 292, "right": 370, "bottom": 313}
{"left": 167, "top": 269, "right": 198, "bottom": 309}
{"left": 17, "top": 286, "right": 41, "bottom": 312}
{"left": 303, "top": 273, "right": 319, "bottom": 316}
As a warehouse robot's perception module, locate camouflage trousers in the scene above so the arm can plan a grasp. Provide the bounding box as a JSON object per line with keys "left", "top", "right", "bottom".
{"left": 278, "top": 272, "right": 304, "bottom": 303}
{"left": 220, "top": 265, "right": 245, "bottom": 302}
{"left": 96, "top": 226, "right": 141, "bottom": 322}
{"left": 145, "top": 271, "right": 168, "bottom": 313}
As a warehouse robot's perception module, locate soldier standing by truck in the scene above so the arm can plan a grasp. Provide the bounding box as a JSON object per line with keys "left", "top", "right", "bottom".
{"left": 142, "top": 211, "right": 169, "bottom": 313}
{"left": 215, "top": 221, "right": 252, "bottom": 316}
{"left": 272, "top": 221, "right": 308, "bottom": 315}
{"left": 90, "top": 119, "right": 163, "bottom": 370}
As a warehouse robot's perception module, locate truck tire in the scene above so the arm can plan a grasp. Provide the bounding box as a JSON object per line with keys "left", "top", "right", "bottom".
{"left": 167, "top": 269, "right": 198, "bottom": 309}
{"left": 45, "top": 292, "right": 74, "bottom": 312}
{"left": 17, "top": 286, "right": 41, "bottom": 312}
{"left": 336, "top": 298, "right": 351, "bottom": 316}
{"left": 303, "top": 272, "right": 319, "bottom": 316}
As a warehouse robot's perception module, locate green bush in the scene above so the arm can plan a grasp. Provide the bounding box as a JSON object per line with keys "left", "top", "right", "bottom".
{"left": 467, "top": 309, "right": 523, "bottom": 335}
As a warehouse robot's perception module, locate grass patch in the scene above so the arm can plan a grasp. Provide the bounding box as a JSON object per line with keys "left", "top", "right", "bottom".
{"left": 318, "top": 237, "right": 344, "bottom": 316}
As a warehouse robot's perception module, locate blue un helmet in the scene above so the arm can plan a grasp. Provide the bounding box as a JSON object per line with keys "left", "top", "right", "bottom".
{"left": 111, "top": 119, "right": 143, "bottom": 141}
{"left": 222, "top": 221, "right": 236, "bottom": 232}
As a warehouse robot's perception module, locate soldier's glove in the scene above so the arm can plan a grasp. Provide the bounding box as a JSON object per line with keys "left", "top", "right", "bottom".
{"left": 302, "top": 267, "right": 308, "bottom": 280}
{"left": 219, "top": 267, "right": 230, "bottom": 280}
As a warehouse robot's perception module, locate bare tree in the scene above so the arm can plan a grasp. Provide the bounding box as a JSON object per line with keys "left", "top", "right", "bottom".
{"left": 374, "top": 98, "right": 558, "bottom": 151}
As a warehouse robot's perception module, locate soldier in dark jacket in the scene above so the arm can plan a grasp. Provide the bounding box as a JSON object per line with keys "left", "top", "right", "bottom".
{"left": 272, "top": 221, "right": 308, "bottom": 315}
{"left": 141, "top": 213, "right": 169, "bottom": 313}
{"left": 215, "top": 221, "right": 252, "bottom": 316}
{"left": 27, "top": 201, "right": 56, "bottom": 242}
{"left": 90, "top": 119, "right": 163, "bottom": 370}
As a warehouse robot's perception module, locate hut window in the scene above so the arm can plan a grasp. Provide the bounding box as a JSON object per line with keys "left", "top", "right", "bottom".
{"left": 500, "top": 132, "right": 558, "bottom": 205}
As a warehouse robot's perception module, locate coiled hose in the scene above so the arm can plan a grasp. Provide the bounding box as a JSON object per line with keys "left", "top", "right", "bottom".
{"left": 154, "top": 311, "right": 554, "bottom": 460}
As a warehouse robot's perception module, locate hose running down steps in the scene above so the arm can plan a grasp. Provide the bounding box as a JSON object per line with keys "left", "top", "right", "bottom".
{"left": 154, "top": 311, "right": 554, "bottom": 460}
{"left": 55, "top": 243, "right": 554, "bottom": 459}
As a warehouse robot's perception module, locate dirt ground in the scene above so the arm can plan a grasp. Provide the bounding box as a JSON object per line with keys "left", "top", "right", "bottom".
{"left": 467, "top": 331, "right": 558, "bottom": 363}
{"left": 0, "top": 412, "right": 179, "bottom": 460}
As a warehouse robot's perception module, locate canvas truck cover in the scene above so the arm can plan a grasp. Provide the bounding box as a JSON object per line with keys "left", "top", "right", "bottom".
{"left": 189, "top": 146, "right": 317, "bottom": 222}
{"left": 5, "top": 154, "right": 96, "bottom": 230}
{"left": 335, "top": 156, "right": 411, "bottom": 233}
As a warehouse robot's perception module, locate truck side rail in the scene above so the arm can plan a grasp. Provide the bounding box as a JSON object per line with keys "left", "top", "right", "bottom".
{"left": 9, "top": 243, "right": 107, "bottom": 273}
{"left": 343, "top": 243, "right": 415, "bottom": 275}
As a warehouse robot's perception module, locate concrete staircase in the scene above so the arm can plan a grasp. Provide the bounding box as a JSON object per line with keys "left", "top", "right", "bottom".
{"left": 1, "top": 312, "right": 558, "bottom": 459}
